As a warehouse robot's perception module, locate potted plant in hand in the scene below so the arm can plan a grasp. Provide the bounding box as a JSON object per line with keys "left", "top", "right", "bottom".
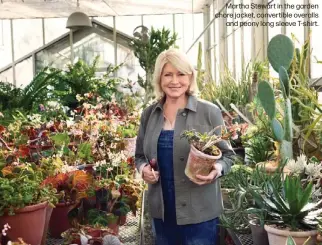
{"left": 181, "top": 126, "right": 229, "bottom": 183}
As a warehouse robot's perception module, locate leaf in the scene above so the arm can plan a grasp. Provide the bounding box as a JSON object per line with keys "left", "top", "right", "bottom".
{"left": 271, "top": 118, "right": 284, "bottom": 141}
{"left": 279, "top": 66, "right": 290, "bottom": 97}
{"left": 286, "top": 236, "right": 296, "bottom": 245}
{"left": 298, "top": 182, "right": 313, "bottom": 212}
{"left": 258, "top": 81, "right": 276, "bottom": 120}
{"left": 50, "top": 133, "right": 70, "bottom": 147}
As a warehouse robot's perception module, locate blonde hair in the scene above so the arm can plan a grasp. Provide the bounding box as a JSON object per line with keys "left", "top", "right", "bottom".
{"left": 152, "top": 48, "right": 199, "bottom": 99}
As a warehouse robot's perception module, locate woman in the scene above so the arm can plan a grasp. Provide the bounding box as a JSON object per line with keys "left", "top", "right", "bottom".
{"left": 135, "top": 48, "right": 235, "bottom": 245}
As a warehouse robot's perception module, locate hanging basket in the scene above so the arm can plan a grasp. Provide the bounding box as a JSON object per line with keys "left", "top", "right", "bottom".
{"left": 185, "top": 144, "right": 222, "bottom": 184}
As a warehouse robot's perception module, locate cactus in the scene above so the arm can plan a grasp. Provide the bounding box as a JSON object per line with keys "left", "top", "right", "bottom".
{"left": 258, "top": 34, "right": 294, "bottom": 162}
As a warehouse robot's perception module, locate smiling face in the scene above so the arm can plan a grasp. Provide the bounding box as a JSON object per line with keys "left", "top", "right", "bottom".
{"left": 160, "top": 63, "right": 191, "bottom": 99}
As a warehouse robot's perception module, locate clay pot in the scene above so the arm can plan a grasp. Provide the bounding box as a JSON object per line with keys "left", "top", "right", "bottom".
{"left": 0, "top": 202, "right": 48, "bottom": 245}
{"left": 41, "top": 205, "right": 53, "bottom": 245}
{"left": 108, "top": 223, "right": 119, "bottom": 235}
{"left": 49, "top": 202, "right": 74, "bottom": 238}
{"left": 185, "top": 144, "right": 222, "bottom": 184}
{"left": 264, "top": 225, "right": 317, "bottom": 245}
{"left": 118, "top": 215, "right": 127, "bottom": 226}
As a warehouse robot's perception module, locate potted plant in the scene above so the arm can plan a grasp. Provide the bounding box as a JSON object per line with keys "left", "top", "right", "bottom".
{"left": 249, "top": 174, "right": 322, "bottom": 245}
{"left": 41, "top": 170, "right": 93, "bottom": 238}
{"left": 180, "top": 126, "right": 229, "bottom": 183}
{"left": 0, "top": 164, "right": 57, "bottom": 245}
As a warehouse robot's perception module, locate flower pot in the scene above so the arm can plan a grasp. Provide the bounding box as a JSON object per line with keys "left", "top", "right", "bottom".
{"left": 118, "top": 215, "right": 127, "bottom": 226}
{"left": 108, "top": 223, "right": 119, "bottom": 235}
{"left": 249, "top": 219, "right": 269, "bottom": 245}
{"left": 49, "top": 203, "right": 74, "bottom": 238}
{"left": 264, "top": 224, "right": 317, "bottom": 245}
{"left": 0, "top": 201, "right": 48, "bottom": 245}
{"left": 185, "top": 144, "right": 222, "bottom": 183}
{"left": 41, "top": 205, "right": 53, "bottom": 245}
{"left": 124, "top": 137, "right": 137, "bottom": 156}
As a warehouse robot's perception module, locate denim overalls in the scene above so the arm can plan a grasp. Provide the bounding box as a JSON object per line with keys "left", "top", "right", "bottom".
{"left": 153, "top": 130, "right": 219, "bottom": 245}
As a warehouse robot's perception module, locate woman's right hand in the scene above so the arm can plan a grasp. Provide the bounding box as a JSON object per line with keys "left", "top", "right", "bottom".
{"left": 142, "top": 164, "right": 159, "bottom": 184}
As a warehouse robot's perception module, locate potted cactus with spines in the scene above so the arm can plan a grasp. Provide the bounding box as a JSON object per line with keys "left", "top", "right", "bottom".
{"left": 258, "top": 34, "right": 294, "bottom": 165}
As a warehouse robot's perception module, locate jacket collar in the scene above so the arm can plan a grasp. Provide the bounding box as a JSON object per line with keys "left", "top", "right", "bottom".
{"left": 155, "top": 95, "right": 197, "bottom": 112}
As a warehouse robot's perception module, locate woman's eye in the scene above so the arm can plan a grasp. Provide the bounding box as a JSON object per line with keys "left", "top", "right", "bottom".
{"left": 179, "top": 73, "right": 185, "bottom": 76}
{"left": 164, "top": 74, "right": 171, "bottom": 76}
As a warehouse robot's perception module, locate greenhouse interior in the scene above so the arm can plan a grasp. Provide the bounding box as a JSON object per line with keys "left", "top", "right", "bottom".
{"left": 0, "top": 0, "right": 322, "bottom": 245}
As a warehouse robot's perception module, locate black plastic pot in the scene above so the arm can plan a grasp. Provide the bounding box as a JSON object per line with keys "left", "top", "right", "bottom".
{"left": 249, "top": 219, "right": 269, "bottom": 245}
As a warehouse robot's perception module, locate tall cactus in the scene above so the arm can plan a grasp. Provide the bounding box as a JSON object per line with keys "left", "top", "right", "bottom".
{"left": 258, "top": 34, "right": 294, "bottom": 162}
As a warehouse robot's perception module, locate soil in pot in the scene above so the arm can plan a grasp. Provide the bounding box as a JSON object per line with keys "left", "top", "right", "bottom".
{"left": 0, "top": 201, "right": 48, "bottom": 245}
{"left": 249, "top": 219, "right": 269, "bottom": 245}
{"left": 264, "top": 224, "right": 317, "bottom": 245}
{"left": 185, "top": 144, "right": 222, "bottom": 183}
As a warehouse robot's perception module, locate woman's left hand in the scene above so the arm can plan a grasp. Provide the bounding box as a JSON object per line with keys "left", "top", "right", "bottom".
{"left": 194, "top": 164, "right": 220, "bottom": 185}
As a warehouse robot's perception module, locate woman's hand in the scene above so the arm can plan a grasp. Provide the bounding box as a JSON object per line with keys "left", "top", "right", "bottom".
{"left": 142, "top": 164, "right": 160, "bottom": 184}
{"left": 194, "top": 163, "right": 221, "bottom": 185}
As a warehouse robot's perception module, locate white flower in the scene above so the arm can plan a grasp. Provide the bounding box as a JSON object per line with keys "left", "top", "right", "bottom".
{"left": 297, "top": 154, "right": 307, "bottom": 167}
{"left": 61, "top": 164, "right": 77, "bottom": 174}
{"left": 47, "top": 101, "right": 60, "bottom": 109}
{"left": 286, "top": 158, "right": 305, "bottom": 175}
{"left": 83, "top": 103, "right": 91, "bottom": 109}
{"left": 76, "top": 94, "right": 83, "bottom": 101}
{"left": 305, "top": 162, "right": 322, "bottom": 179}
{"left": 46, "top": 121, "right": 54, "bottom": 129}
{"left": 66, "top": 119, "right": 75, "bottom": 128}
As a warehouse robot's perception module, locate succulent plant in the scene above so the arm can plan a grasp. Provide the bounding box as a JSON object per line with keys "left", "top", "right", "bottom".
{"left": 258, "top": 34, "right": 294, "bottom": 162}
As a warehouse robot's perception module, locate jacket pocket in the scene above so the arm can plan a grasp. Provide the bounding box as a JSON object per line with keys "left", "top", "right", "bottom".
{"left": 190, "top": 182, "right": 219, "bottom": 213}
{"left": 147, "top": 183, "right": 162, "bottom": 218}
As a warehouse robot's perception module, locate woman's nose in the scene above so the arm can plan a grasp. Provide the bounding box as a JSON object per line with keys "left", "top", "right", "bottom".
{"left": 171, "top": 75, "right": 179, "bottom": 83}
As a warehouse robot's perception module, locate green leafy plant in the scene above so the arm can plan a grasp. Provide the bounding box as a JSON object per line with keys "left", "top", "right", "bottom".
{"left": 181, "top": 127, "right": 228, "bottom": 156}
{"left": 0, "top": 164, "right": 58, "bottom": 215}
{"left": 250, "top": 175, "right": 322, "bottom": 231}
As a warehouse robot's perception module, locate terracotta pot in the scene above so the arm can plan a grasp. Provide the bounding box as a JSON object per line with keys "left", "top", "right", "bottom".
{"left": 41, "top": 205, "right": 53, "bottom": 245}
{"left": 185, "top": 144, "right": 222, "bottom": 183}
{"left": 0, "top": 201, "right": 48, "bottom": 245}
{"left": 108, "top": 223, "right": 119, "bottom": 235}
{"left": 264, "top": 224, "right": 317, "bottom": 245}
{"left": 249, "top": 219, "right": 269, "bottom": 245}
{"left": 124, "top": 137, "right": 137, "bottom": 156}
{"left": 49, "top": 203, "right": 73, "bottom": 238}
{"left": 118, "top": 215, "right": 127, "bottom": 226}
